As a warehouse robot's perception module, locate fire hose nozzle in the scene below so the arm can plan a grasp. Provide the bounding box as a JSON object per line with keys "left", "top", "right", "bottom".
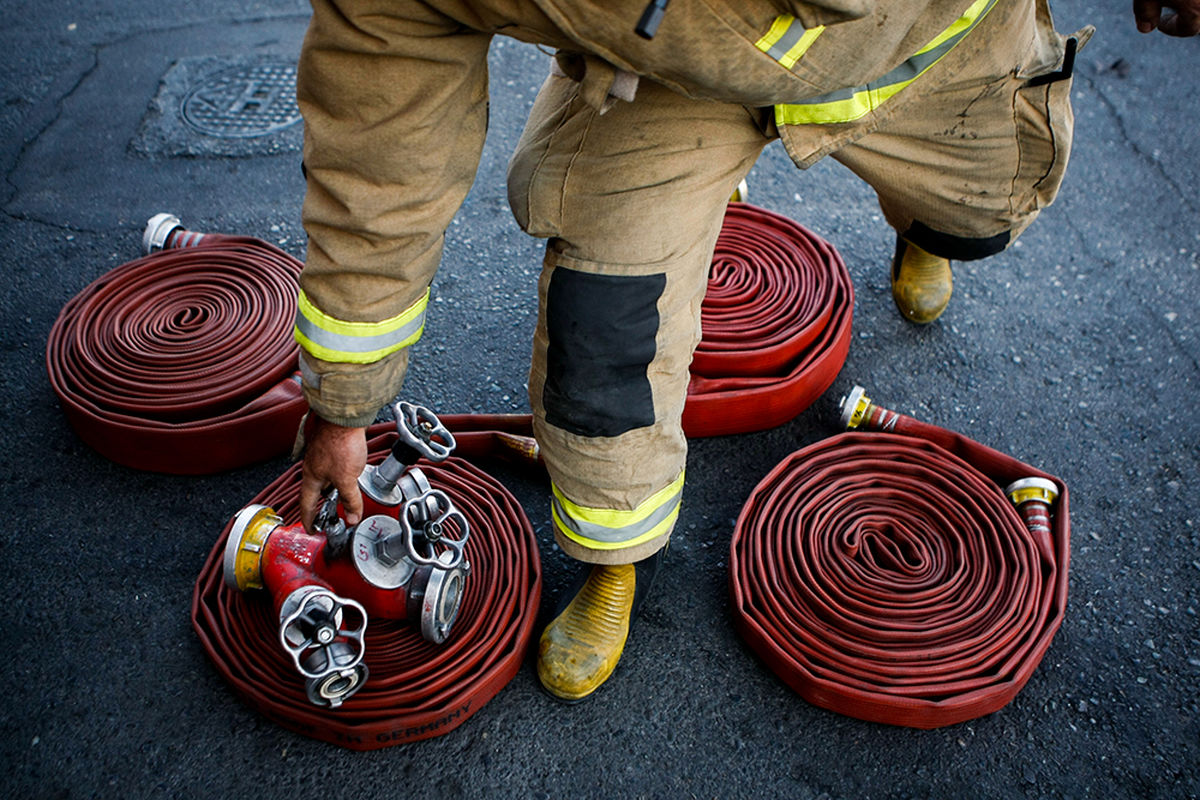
{"left": 839, "top": 385, "right": 872, "bottom": 429}
{"left": 143, "top": 213, "right": 183, "bottom": 254}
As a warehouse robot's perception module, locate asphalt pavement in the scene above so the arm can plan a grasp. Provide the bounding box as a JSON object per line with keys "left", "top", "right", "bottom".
{"left": 2, "top": 2, "right": 1197, "bottom": 798}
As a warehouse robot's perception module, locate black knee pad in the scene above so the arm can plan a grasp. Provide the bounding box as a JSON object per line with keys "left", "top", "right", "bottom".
{"left": 543, "top": 267, "right": 665, "bottom": 438}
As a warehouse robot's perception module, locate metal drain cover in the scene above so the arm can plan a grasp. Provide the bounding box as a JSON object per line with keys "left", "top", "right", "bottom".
{"left": 182, "top": 62, "right": 301, "bottom": 138}
{"left": 132, "top": 56, "right": 303, "bottom": 158}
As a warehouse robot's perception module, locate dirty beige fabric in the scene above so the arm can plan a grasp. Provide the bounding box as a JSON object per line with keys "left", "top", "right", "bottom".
{"left": 791, "top": 0, "right": 1091, "bottom": 242}
{"left": 296, "top": 0, "right": 1083, "bottom": 559}
{"left": 508, "top": 76, "right": 767, "bottom": 562}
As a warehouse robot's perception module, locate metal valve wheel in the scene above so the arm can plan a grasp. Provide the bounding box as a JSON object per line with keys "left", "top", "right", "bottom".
{"left": 360, "top": 403, "right": 457, "bottom": 506}
{"left": 395, "top": 401, "right": 456, "bottom": 462}
{"left": 400, "top": 488, "right": 470, "bottom": 569}
{"left": 278, "top": 586, "right": 368, "bottom": 708}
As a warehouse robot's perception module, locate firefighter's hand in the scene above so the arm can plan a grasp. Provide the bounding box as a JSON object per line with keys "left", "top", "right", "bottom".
{"left": 1134, "top": 0, "right": 1200, "bottom": 36}
{"left": 300, "top": 417, "right": 367, "bottom": 535}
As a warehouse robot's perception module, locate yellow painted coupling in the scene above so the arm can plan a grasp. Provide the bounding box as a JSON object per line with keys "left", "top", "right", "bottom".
{"left": 839, "top": 385, "right": 873, "bottom": 429}
{"left": 1004, "top": 477, "right": 1059, "bottom": 508}
{"left": 222, "top": 505, "right": 283, "bottom": 591}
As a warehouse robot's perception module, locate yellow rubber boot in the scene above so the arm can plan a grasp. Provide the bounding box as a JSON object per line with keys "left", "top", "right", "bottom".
{"left": 891, "top": 237, "right": 952, "bottom": 324}
{"left": 537, "top": 564, "right": 636, "bottom": 702}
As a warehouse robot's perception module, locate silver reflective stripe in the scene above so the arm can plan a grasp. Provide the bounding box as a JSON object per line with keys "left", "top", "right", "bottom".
{"left": 788, "top": 43, "right": 949, "bottom": 108}
{"left": 297, "top": 356, "right": 320, "bottom": 389}
{"left": 551, "top": 490, "right": 682, "bottom": 545}
{"left": 781, "top": 0, "right": 997, "bottom": 120}
{"left": 764, "top": 20, "right": 810, "bottom": 63}
{"left": 294, "top": 310, "right": 425, "bottom": 355}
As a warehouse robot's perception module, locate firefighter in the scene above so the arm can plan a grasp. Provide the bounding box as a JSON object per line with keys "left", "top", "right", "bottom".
{"left": 293, "top": 0, "right": 1197, "bottom": 702}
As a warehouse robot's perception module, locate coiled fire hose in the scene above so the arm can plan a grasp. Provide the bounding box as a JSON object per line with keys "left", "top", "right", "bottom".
{"left": 729, "top": 387, "right": 1069, "bottom": 729}
{"left": 46, "top": 216, "right": 306, "bottom": 474}
{"left": 683, "top": 203, "right": 853, "bottom": 437}
{"left": 48, "top": 203, "right": 846, "bottom": 476}
{"left": 192, "top": 419, "right": 541, "bottom": 749}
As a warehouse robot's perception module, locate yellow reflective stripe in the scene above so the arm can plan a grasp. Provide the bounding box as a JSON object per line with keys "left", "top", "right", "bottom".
{"left": 780, "top": 26, "right": 825, "bottom": 69}
{"left": 551, "top": 471, "right": 685, "bottom": 551}
{"left": 775, "top": 0, "right": 996, "bottom": 126}
{"left": 777, "top": 80, "right": 912, "bottom": 126}
{"left": 754, "top": 15, "right": 794, "bottom": 53}
{"left": 755, "top": 15, "right": 825, "bottom": 70}
{"left": 293, "top": 288, "right": 428, "bottom": 364}
{"left": 917, "top": 0, "right": 990, "bottom": 55}
{"left": 553, "top": 499, "right": 680, "bottom": 552}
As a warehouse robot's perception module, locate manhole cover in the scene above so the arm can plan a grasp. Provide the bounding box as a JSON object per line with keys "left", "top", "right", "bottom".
{"left": 181, "top": 61, "right": 301, "bottom": 138}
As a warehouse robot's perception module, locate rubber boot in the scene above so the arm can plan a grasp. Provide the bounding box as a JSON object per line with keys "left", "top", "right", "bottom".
{"left": 891, "top": 236, "right": 952, "bottom": 324}
{"left": 537, "top": 548, "right": 665, "bottom": 702}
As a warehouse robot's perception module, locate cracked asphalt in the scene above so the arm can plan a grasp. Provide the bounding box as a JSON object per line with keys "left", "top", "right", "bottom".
{"left": 2, "top": 2, "right": 1197, "bottom": 798}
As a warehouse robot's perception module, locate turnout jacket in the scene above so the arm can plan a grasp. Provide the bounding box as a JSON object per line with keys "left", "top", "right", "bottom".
{"left": 294, "top": 0, "right": 1075, "bottom": 426}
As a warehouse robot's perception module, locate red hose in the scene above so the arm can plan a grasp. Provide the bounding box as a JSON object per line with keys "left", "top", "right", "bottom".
{"left": 683, "top": 203, "right": 853, "bottom": 437}
{"left": 46, "top": 236, "right": 306, "bottom": 474}
{"left": 192, "top": 423, "right": 541, "bottom": 749}
{"left": 48, "top": 204, "right": 846, "bottom": 475}
{"left": 729, "top": 428, "right": 1069, "bottom": 729}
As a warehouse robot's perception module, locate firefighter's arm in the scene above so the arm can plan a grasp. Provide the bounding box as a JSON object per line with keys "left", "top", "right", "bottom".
{"left": 1133, "top": 0, "right": 1200, "bottom": 36}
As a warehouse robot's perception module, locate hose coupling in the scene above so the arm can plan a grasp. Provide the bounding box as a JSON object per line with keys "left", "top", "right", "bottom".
{"left": 838, "top": 385, "right": 872, "bottom": 429}
{"left": 1004, "top": 477, "right": 1059, "bottom": 563}
{"left": 142, "top": 212, "right": 212, "bottom": 253}
{"left": 838, "top": 384, "right": 905, "bottom": 432}
{"left": 1004, "top": 477, "right": 1059, "bottom": 535}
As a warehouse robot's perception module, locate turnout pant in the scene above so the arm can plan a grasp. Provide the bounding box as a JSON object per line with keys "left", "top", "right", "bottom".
{"left": 295, "top": 0, "right": 1082, "bottom": 563}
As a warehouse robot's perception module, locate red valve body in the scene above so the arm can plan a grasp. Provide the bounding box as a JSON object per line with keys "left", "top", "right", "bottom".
{"left": 261, "top": 519, "right": 411, "bottom": 619}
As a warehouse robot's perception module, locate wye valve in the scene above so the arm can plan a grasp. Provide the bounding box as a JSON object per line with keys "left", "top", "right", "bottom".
{"left": 222, "top": 403, "right": 471, "bottom": 709}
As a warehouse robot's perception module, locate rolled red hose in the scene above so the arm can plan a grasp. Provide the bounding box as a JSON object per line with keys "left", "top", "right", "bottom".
{"left": 192, "top": 424, "right": 541, "bottom": 749}
{"left": 730, "top": 430, "right": 1069, "bottom": 728}
{"left": 46, "top": 236, "right": 307, "bottom": 473}
{"left": 683, "top": 203, "right": 853, "bottom": 437}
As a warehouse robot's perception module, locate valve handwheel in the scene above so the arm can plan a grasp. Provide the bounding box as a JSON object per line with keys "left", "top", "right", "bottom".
{"left": 396, "top": 401, "right": 456, "bottom": 461}
{"left": 400, "top": 489, "right": 470, "bottom": 569}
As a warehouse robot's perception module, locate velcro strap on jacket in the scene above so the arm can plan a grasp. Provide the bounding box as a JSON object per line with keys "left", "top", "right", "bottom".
{"left": 294, "top": 288, "right": 429, "bottom": 364}
{"left": 551, "top": 471, "right": 685, "bottom": 552}
{"left": 775, "top": 0, "right": 998, "bottom": 126}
